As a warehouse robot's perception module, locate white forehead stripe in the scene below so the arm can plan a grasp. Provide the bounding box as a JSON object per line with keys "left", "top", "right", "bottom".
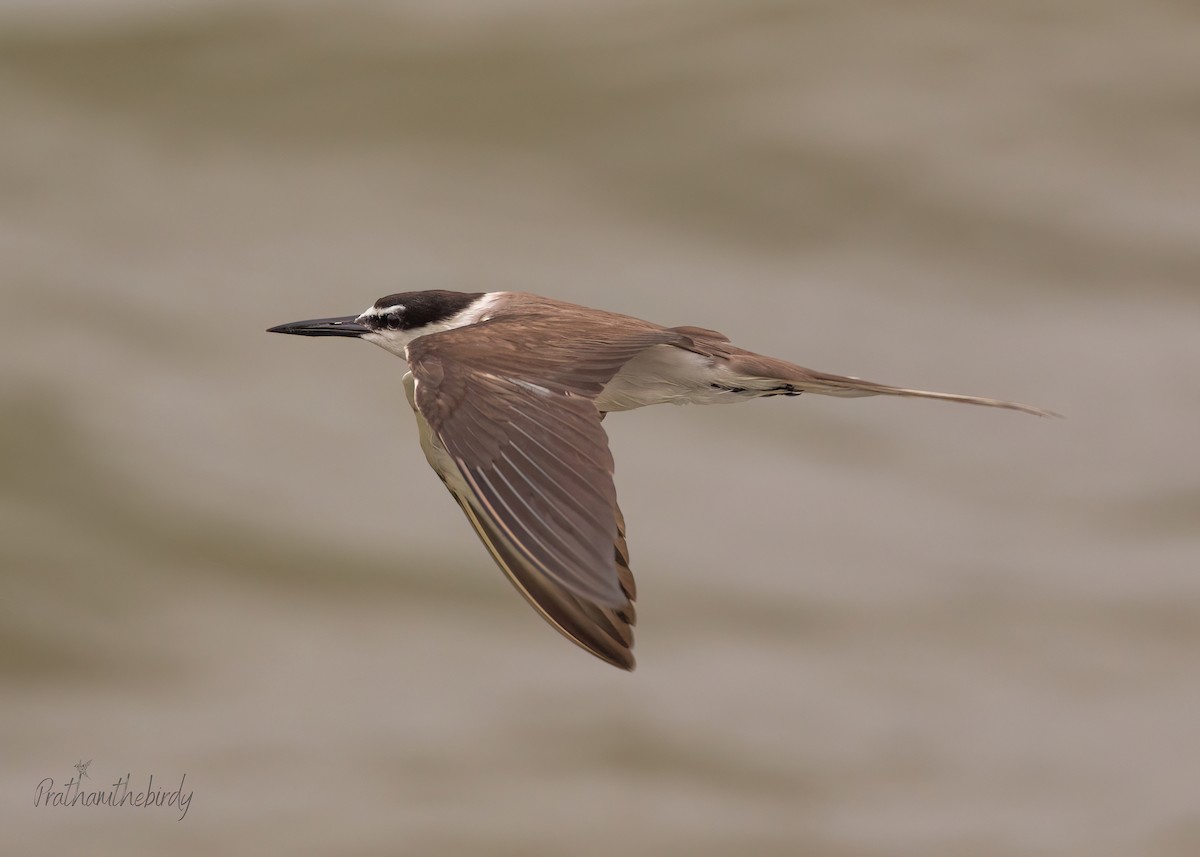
{"left": 367, "top": 303, "right": 405, "bottom": 316}
{"left": 357, "top": 303, "right": 406, "bottom": 323}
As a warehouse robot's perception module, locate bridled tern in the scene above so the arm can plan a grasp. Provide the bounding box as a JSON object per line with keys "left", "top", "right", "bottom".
{"left": 269, "top": 290, "right": 1054, "bottom": 670}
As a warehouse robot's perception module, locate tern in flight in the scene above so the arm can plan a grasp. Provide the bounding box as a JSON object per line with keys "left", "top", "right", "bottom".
{"left": 270, "top": 290, "right": 1053, "bottom": 670}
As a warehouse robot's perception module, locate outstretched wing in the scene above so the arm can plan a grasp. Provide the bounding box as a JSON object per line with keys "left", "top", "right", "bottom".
{"left": 405, "top": 321, "right": 685, "bottom": 669}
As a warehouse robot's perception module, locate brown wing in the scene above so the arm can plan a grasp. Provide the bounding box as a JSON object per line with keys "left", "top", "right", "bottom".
{"left": 406, "top": 320, "right": 685, "bottom": 669}
{"left": 449, "top": 481, "right": 638, "bottom": 670}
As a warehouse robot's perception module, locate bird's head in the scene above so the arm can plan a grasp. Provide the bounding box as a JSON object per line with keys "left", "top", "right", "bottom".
{"left": 268, "top": 290, "right": 487, "bottom": 356}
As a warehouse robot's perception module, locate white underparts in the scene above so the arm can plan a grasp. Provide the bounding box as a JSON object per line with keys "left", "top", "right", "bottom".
{"left": 596, "top": 345, "right": 760, "bottom": 411}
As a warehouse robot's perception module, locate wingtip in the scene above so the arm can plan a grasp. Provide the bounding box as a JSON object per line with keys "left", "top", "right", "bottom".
{"left": 608, "top": 650, "right": 637, "bottom": 671}
{"left": 592, "top": 637, "right": 636, "bottom": 671}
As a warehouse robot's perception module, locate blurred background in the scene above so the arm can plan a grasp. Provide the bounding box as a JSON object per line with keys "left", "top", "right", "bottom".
{"left": 3, "top": 1, "right": 1198, "bottom": 855}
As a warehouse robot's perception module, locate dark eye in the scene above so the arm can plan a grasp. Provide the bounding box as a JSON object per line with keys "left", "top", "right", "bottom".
{"left": 386, "top": 314, "right": 402, "bottom": 330}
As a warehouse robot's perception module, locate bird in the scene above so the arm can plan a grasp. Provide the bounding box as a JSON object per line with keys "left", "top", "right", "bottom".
{"left": 268, "top": 290, "right": 1054, "bottom": 670}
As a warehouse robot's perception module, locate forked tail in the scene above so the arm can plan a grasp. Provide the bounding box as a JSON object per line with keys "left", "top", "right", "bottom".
{"left": 792, "top": 369, "right": 1059, "bottom": 417}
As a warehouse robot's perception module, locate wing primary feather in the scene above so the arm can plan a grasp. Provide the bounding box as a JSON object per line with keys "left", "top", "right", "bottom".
{"left": 480, "top": 461, "right": 612, "bottom": 587}
{"left": 496, "top": 449, "right": 613, "bottom": 545}
{"left": 502, "top": 442, "right": 615, "bottom": 533}
{"left": 466, "top": 466, "right": 598, "bottom": 580}
{"left": 507, "top": 408, "right": 610, "bottom": 470}
{"left": 462, "top": 465, "right": 625, "bottom": 606}
{"left": 452, "top": 489, "right": 635, "bottom": 670}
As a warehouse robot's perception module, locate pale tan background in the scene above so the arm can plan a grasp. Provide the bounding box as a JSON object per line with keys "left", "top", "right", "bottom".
{"left": 3, "top": 1, "right": 1198, "bottom": 855}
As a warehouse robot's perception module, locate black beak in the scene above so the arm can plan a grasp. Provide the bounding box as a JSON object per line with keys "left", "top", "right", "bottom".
{"left": 267, "top": 316, "right": 370, "bottom": 337}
